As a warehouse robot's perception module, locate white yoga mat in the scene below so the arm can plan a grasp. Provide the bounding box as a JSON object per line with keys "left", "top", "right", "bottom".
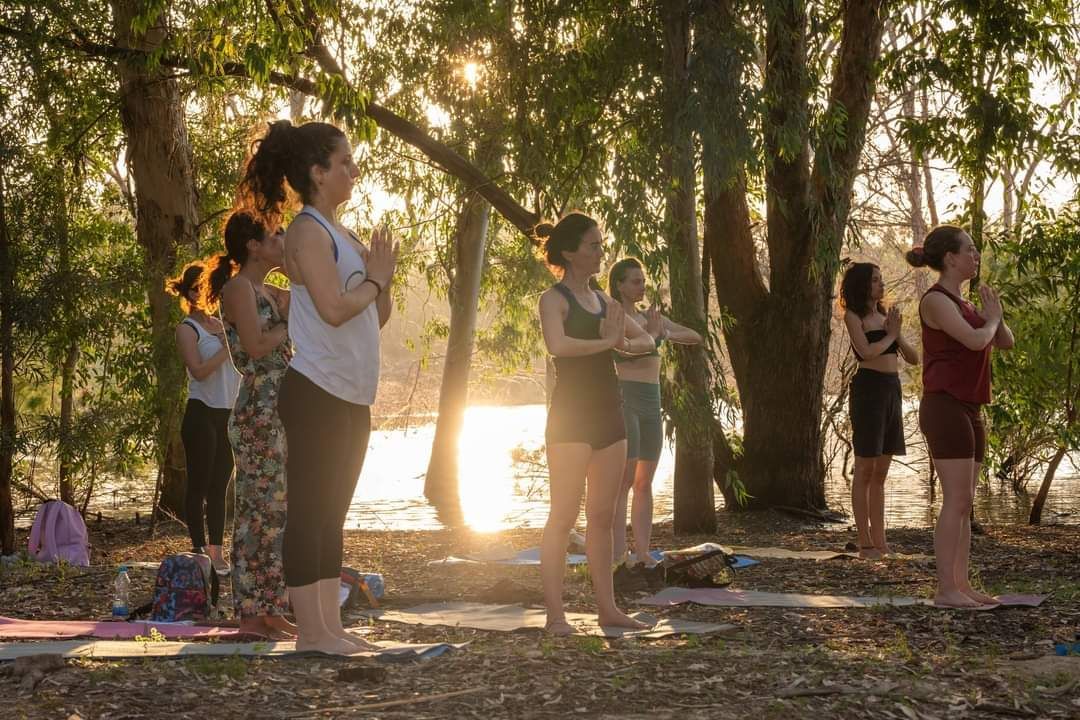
{"left": 372, "top": 601, "right": 736, "bottom": 638}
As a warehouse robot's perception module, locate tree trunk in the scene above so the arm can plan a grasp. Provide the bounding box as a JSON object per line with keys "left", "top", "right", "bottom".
{"left": 969, "top": 170, "right": 986, "bottom": 295}
{"left": 424, "top": 189, "right": 493, "bottom": 528}
{"left": 55, "top": 161, "right": 78, "bottom": 505}
{"left": 662, "top": 0, "right": 715, "bottom": 533}
{"left": 58, "top": 343, "right": 79, "bottom": 505}
{"left": 1029, "top": 446, "right": 1067, "bottom": 525}
{"left": 698, "top": 0, "right": 885, "bottom": 510}
{"left": 111, "top": 0, "right": 198, "bottom": 519}
{"left": 1002, "top": 168, "right": 1015, "bottom": 237}
{"left": 0, "top": 160, "right": 15, "bottom": 554}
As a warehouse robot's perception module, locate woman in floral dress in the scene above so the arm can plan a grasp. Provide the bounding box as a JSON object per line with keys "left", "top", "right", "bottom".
{"left": 204, "top": 210, "right": 295, "bottom": 638}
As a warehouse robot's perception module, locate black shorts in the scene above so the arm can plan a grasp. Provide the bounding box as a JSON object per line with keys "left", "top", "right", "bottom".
{"left": 546, "top": 387, "right": 626, "bottom": 450}
{"left": 849, "top": 368, "right": 906, "bottom": 458}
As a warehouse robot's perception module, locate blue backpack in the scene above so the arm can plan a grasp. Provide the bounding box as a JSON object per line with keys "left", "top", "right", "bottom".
{"left": 149, "top": 552, "right": 218, "bottom": 622}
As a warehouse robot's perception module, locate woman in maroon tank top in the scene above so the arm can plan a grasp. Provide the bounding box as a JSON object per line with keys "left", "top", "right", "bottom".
{"left": 906, "top": 226, "right": 1014, "bottom": 609}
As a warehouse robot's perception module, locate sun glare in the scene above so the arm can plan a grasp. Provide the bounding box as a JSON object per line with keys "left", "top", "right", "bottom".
{"left": 461, "top": 61, "right": 481, "bottom": 90}
{"left": 456, "top": 405, "right": 523, "bottom": 532}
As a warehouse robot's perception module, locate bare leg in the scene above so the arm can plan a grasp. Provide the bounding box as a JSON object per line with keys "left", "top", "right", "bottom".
{"left": 956, "top": 463, "right": 998, "bottom": 605}
{"left": 586, "top": 440, "right": 647, "bottom": 629}
{"left": 542, "top": 443, "right": 590, "bottom": 635}
{"left": 851, "top": 457, "right": 879, "bottom": 558}
{"left": 630, "top": 459, "right": 659, "bottom": 567}
{"left": 869, "top": 455, "right": 891, "bottom": 553}
{"left": 933, "top": 459, "right": 980, "bottom": 608}
{"left": 612, "top": 459, "right": 635, "bottom": 565}
{"left": 289, "top": 581, "right": 357, "bottom": 655}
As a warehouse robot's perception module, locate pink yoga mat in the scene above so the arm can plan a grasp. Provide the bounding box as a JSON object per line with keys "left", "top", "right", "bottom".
{"left": 0, "top": 616, "right": 242, "bottom": 640}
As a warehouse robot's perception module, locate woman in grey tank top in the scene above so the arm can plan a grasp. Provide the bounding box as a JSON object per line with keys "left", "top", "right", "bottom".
{"left": 237, "top": 120, "right": 397, "bottom": 656}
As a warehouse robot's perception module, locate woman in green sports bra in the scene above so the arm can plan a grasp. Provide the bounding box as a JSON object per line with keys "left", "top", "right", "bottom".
{"left": 608, "top": 258, "right": 701, "bottom": 569}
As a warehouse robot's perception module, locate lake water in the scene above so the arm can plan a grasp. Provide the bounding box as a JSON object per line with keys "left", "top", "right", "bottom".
{"left": 80, "top": 403, "right": 1079, "bottom": 532}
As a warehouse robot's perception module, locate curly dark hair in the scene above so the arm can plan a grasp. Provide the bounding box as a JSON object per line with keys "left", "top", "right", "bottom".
{"left": 839, "top": 262, "right": 885, "bottom": 318}
{"left": 200, "top": 210, "right": 269, "bottom": 311}
{"left": 237, "top": 120, "right": 347, "bottom": 227}
{"left": 165, "top": 261, "right": 207, "bottom": 314}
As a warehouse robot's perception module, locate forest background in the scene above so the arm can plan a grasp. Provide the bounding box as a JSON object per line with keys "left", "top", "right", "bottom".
{"left": 1, "top": 0, "right": 1079, "bottom": 556}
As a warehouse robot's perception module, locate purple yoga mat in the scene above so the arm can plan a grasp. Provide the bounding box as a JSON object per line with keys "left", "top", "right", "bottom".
{"left": 0, "top": 616, "right": 242, "bottom": 640}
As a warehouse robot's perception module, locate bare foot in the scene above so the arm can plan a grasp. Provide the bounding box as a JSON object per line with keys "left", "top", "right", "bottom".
{"left": 340, "top": 632, "right": 381, "bottom": 652}
{"left": 545, "top": 618, "right": 577, "bottom": 636}
{"left": 202, "top": 545, "right": 230, "bottom": 575}
{"left": 295, "top": 635, "right": 362, "bottom": 656}
{"left": 859, "top": 546, "right": 882, "bottom": 560}
{"left": 877, "top": 544, "right": 893, "bottom": 555}
{"left": 933, "top": 590, "right": 985, "bottom": 609}
{"left": 961, "top": 588, "right": 1000, "bottom": 606}
{"left": 597, "top": 610, "right": 650, "bottom": 629}
{"left": 266, "top": 615, "right": 298, "bottom": 635}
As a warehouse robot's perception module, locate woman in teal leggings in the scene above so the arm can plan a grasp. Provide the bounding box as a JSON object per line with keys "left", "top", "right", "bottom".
{"left": 608, "top": 258, "right": 701, "bottom": 567}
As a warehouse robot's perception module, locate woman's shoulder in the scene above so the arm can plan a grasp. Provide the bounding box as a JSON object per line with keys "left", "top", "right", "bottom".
{"left": 539, "top": 285, "right": 571, "bottom": 309}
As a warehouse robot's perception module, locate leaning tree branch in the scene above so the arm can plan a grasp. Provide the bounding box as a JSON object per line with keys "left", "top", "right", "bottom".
{"left": 0, "top": 21, "right": 542, "bottom": 239}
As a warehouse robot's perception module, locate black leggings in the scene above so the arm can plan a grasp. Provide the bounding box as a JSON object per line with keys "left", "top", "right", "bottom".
{"left": 278, "top": 368, "right": 370, "bottom": 587}
{"left": 181, "top": 399, "right": 234, "bottom": 550}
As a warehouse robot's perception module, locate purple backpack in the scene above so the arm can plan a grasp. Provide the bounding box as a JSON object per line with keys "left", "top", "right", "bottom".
{"left": 27, "top": 500, "right": 90, "bottom": 567}
{"left": 150, "top": 552, "right": 216, "bottom": 622}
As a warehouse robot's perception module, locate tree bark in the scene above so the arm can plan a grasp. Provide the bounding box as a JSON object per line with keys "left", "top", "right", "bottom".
{"left": 662, "top": 0, "right": 715, "bottom": 533}
{"left": 1028, "top": 446, "right": 1067, "bottom": 525}
{"left": 0, "top": 157, "right": 16, "bottom": 554}
{"left": 424, "top": 182, "right": 494, "bottom": 528}
{"left": 58, "top": 344, "right": 79, "bottom": 505}
{"left": 54, "top": 162, "right": 78, "bottom": 505}
{"left": 698, "top": 0, "right": 886, "bottom": 510}
{"left": 111, "top": 0, "right": 198, "bottom": 518}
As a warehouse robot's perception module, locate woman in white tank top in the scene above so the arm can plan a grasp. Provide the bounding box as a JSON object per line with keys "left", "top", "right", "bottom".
{"left": 236, "top": 119, "right": 397, "bottom": 656}
{"left": 168, "top": 261, "right": 240, "bottom": 574}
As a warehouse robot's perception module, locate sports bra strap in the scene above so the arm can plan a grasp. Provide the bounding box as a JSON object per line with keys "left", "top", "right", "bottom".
{"left": 297, "top": 210, "right": 340, "bottom": 263}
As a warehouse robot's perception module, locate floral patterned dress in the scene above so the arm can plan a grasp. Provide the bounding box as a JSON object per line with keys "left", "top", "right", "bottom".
{"left": 225, "top": 290, "right": 291, "bottom": 618}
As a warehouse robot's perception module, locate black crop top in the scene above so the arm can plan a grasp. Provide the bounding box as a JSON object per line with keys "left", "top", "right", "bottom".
{"left": 853, "top": 329, "right": 899, "bottom": 361}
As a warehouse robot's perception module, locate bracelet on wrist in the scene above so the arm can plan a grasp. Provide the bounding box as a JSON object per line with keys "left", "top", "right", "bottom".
{"left": 362, "top": 277, "right": 383, "bottom": 295}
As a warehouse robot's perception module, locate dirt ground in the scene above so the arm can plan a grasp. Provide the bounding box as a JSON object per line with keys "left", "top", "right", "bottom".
{"left": 2, "top": 513, "right": 1078, "bottom": 719}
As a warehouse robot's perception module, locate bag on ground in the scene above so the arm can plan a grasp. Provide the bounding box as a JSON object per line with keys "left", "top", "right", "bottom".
{"left": 27, "top": 500, "right": 90, "bottom": 567}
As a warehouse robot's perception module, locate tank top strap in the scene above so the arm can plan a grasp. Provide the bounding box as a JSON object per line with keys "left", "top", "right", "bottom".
{"left": 552, "top": 283, "right": 606, "bottom": 316}
{"left": 296, "top": 209, "right": 340, "bottom": 263}
{"left": 182, "top": 318, "right": 205, "bottom": 338}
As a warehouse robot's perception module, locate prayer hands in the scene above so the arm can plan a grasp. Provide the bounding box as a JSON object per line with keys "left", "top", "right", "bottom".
{"left": 979, "top": 285, "right": 1003, "bottom": 323}
{"left": 602, "top": 301, "right": 626, "bottom": 349}
{"left": 366, "top": 224, "right": 399, "bottom": 290}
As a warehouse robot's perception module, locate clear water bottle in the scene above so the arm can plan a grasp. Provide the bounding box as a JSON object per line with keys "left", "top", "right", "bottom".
{"left": 112, "top": 565, "right": 130, "bottom": 618}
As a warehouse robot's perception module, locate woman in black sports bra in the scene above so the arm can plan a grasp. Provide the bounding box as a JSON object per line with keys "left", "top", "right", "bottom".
{"left": 536, "top": 213, "right": 656, "bottom": 636}
{"left": 840, "top": 262, "right": 919, "bottom": 559}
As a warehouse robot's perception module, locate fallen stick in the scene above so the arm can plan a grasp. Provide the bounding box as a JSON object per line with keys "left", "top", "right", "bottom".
{"left": 774, "top": 681, "right": 900, "bottom": 699}
{"left": 972, "top": 702, "right": 1037, "bottom": 718}
{"left": 291, "top": 686, "right": 486, "bottom": 716}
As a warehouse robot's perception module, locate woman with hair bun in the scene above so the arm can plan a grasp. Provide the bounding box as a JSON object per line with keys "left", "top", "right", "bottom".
{"left": 204, "top": 210, "right": 295, "bottom": 639}
{"left": 536, "top": 213, "right": 657, "bottom": 635}
{"left": 240, "top": 119, "right": 397, "bottom": 654}
{"left": 168, "top": 261, "right": 240, "bottom": 575}
{"left": 607, "top": 257, "right": 701, "bottom": 569}
{"left": 839, "top": 262, "right": 919, "bottom": 560}
{"left": 907, "top": 225, "right": 1014, "bottom": 608}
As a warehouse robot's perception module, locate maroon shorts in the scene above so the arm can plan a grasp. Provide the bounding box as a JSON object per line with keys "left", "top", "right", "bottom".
{"left": 919, "top": 391, "right": 985, "bottom": 462}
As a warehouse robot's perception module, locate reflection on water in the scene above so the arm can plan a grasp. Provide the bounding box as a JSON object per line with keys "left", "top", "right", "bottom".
{"left": 346, "top": 403, "right": 1080, "bottom": 532}
{"left": 79, "top": 403, "right": 1077, "bottom": 533}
